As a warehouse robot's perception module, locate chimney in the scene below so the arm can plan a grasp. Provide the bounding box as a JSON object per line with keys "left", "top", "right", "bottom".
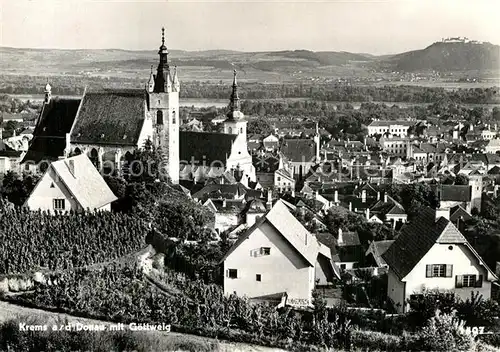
{"left": 377, "top": 191, "right": 380, "bottom": 201}
{"left": 266, "top": 189, "right": 272, "bottom": 210}
{"left": 366, "top": 208, "right": 370, "bottom": 220}
{"left": 291, "top": 188, "right": 295, "bottom": 198}
{"left": 435, "top": 208, "right": 450, "bottom": 221}
{"left": 338, "top": 228, "right": 343, "bottom": 244}
{"left": 222, "top": 199, "right": 227, "bottom": 208}
{"left": 348, "top": 202, "right": 352, "bottom": 212}
{"left": 334, "top": 189, "right": 339, "bottom": 203}
{"left": 361, "top": 189, "right": 367, "bottom": 203}
{"left": 384, "top": 193, "right": 388, "bottom": 203}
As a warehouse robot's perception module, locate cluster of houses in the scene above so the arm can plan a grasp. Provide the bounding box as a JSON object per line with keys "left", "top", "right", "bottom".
{"left": 1, "top": 29, "right": 499, "bottom": 314}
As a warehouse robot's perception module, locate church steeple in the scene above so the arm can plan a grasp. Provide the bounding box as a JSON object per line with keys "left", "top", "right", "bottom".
{"left": 44, "top": 80, "right": 52, "bottom": 104}
{"left": 227, "top": 69, "right": 242, "bottom": 119}
{"left": 154, "top": 27, "right": 171, "bottom": 93}
{"left": 147, "top": 65, "right": 155, "bottom": 93}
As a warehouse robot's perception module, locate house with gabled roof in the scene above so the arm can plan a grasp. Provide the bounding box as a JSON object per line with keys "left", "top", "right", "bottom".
{"left": 382, "top": 207, "right": 498, "bottom": 314}
{"left": 25, "top": 154, "right": 117, "bottom": 213}
{"left": 368, "top": 193, "right": 407, "bottom": 229}
{"left": 221, "top": 200, "right": 339, "bottom": 306}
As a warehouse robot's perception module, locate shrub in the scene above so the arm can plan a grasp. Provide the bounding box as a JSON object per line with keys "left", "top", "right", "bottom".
{"left": 416, "top": 310, "right": 475, "bottom": 351}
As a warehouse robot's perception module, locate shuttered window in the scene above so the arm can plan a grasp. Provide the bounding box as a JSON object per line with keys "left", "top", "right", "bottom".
{"left": 456, "top": 275, "right": 483, "bottom": 288}
{"left": 426, "top": 264, "right": 453, "bottom": 278}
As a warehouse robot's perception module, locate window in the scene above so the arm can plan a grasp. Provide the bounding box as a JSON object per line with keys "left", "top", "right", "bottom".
{"left": 228, "top": 127, "right": 232, "bottom": 134}
{"left": 260, "top": 247, "right": 271, "bottom": 255}
{"left": 156, "top": 111, "right": 163, "bottom": 125}
{"left": 172, "top": 110, "right": 176, "bottom": 124}
{"left": 50, "top": 183, "right": 55, "bottom": 188}
{"left": 340, "top": 264, "right": 346, "bottom": 270}
{"left": 53, "top": 199, "right": 65, "bottom": 211}
{"left": 456, "top": 274, "right": 483, "bottom": 288}
{"left": 240, "top": 128, "right": 243, "bottom": 133}
{"left": 277, "top": 177, "right": 281, "bottom": 181}
{"left": 426, "top": 264, "right": 452, "bottom": 278}
{"left": 256, "top": 274, "right": 261, "bottom": 282}
{"left": 227, "top": 269, "right": 238, "bottom": 279}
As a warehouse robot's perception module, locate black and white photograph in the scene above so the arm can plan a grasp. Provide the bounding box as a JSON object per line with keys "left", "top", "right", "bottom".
{"left": 0, "top": 0, "right": 499, "bottom": 351}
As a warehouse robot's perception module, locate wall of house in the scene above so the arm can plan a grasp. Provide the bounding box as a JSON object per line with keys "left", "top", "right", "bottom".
{"left": 0, "top": 158, "right": 11, "bottom": 174}
{"left": 25, "top": 167, "right": 80, "bottom": 213}
{"left": 246, "top": 213, "right": 263, "bottom": 227}
{"left": 315, "top": 255, "right": 335, "bottom": 286}
{"left": 387, "top": 268, "right": 406, "bottom": 313}
{"left": 226, "top": 134, "right": 255, "bottom": 181}
{"left": 256, "top": 172, "right": 274, "bottom": 189}
{"left": 215, "top": 212, "right": 240, "bottom": 233}
{"left": 274, "top": 172, "right": 295, "bottom": 192}
{"left": 224, "top": 221, "right": 314, "bottom": 304}
{"left": 404, "top": 243, "right": 492, "bottom": 307}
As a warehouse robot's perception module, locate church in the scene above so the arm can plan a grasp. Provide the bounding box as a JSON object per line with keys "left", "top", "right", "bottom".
{"left": 22, "top": 28, "right": 255, "bottom": 184}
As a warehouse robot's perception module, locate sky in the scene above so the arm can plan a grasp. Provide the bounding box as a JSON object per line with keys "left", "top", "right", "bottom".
{"left": 0, "top": 0, "right": 499, "bottom": 55}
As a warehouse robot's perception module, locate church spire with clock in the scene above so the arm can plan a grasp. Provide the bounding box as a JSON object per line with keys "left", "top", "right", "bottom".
{"left": 148, "top": 27, "right": 179, "bottom": 184}
{"left": 224, "top": 70, "right": 247, "bottom": 140}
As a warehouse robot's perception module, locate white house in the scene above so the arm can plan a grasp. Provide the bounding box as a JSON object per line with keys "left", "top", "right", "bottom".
{"left": 382, "top": 207, "right": 498, "bottom": 314}
{"left": 25, "top": 154, "right": 117, "bottom": 213}
{"left": 221, "top": 199, "right": 339, "bottom": 307}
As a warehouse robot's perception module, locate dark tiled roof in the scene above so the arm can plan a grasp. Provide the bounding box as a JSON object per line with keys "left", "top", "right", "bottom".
{"left": 449, "top": 205, "right": 472, "bottom": 222}
{"left": 440, "top": 185, "right": 471, "bottom": 202}
{"left": 338, "top": 231, "right": 361, "bottom": 247}
{"left": 180, "top": 131, "right": 236, "bottom": 165}
{"left": 70, "top": 89, "right": 146, "bottom": 146}
{"left": 366, "top": 240, "right": 395, "bottom": 267}
{"left": 253, "top": 155, "right": 279, "bottom": 173}
{"left": 23, "top": 98, "right": 81, "bottom": 164}
{"left": 0, "top": 150, "right": 23, "bottom": 158}
{"left": 280, "top": 139, "right": 316, "bottom": 163}
{"left": 382, "top": 207, "right": 466, "bottom": 280}
{"left": 488, "top": 166, "right": 500, "bottom": 175}
{"left": 192, "top": 183, "right": 248, "bottom": 201}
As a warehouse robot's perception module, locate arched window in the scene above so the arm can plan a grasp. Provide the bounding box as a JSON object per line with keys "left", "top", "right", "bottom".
{"left": 240, "top": 127, "right": 243, "bottom": 133}
{"left": 228, "top": 127, "right": 232, "bottom": 134}
{"left": 172, "top": 110, "right": 176, "bottom": 124}
{"left": 156, "top": 111, "right": 163, "bottom": 125}
{"left": 74, "top": 148, "right": 82, "bottom": 155}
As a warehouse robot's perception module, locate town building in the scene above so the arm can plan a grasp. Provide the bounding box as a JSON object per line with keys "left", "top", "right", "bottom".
{"left": 23, "top": 28, "right": 180, "bottom": 183}
{"left": 221, "top": 200, "right": 338, "bottom": 306}
{"left": 383, "top": 207, "right": 498, "bottom": 314}
{"left": 367, "top": 120, "right": 414, "bottom": 137}
{"left": 24, "top": 154, "right": 117, "bottom": 213}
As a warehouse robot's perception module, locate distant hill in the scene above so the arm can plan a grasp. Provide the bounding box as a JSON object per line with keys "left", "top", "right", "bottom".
{"left": 0, "top": 41, "right": 498, "bottom": 83}
{"left": 383, "top": 41, "right": 500, "bottom": 72}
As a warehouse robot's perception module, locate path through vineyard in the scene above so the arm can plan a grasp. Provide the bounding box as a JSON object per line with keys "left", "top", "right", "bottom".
{"left": 0, "top": 300, "right": 287, "bottom": 352}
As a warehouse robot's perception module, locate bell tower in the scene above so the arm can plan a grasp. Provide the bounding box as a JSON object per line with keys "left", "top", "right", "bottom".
{"left": 148, "top": 27, "right": 179, "bottom": 184}
{"left": 223, "top": 70, "right": 247, "bottom": 141}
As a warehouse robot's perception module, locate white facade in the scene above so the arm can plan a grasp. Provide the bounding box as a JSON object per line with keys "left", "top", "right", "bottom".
{"left": 388, "top": 243, "right": 494, "bottom": 313}
{"left": 224, "top": 221, "right": 315, "bottom": 304}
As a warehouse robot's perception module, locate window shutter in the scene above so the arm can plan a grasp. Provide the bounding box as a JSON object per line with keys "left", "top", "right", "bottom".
{"left": 456, "top": 275, "right": 463, "bottom": 288}
{"left": 426, "top": 265, "right": 432, "bottom": 278}
{"left": 476, "top": 275, "right": 483, "bottom": 288}
{"left": 446, "top": 265, "right": 453, "bottom": 278}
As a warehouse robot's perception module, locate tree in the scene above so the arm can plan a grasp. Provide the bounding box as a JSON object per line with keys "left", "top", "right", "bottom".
{"left": 127, "top": 139, "right": 166, "bottom": 183}
{"left": 455, "top": 174, "right": 469, "bottom": 185}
